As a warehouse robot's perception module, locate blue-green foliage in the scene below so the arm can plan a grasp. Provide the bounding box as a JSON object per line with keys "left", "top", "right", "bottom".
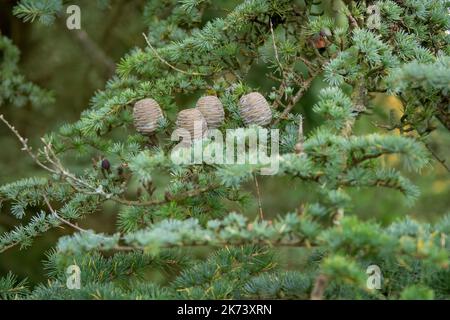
{"left": 0, "top": 36, "right": 54, "bottom": 109}
{"left": 0, "top": 0, "right": 449, "bottom": 300}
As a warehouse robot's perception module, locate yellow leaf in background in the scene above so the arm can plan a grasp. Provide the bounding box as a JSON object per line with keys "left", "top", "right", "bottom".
{"left": 417, "top": 238, "right": 425, "bottom": 253}
{"left": 384, "top": 154, "right": 400, "bottom": 167}
{"left": 384, "top": 95, "right": 404, "bottom": 118}
{"left": 432, "top": 179, "right": 450, "bottom": 194}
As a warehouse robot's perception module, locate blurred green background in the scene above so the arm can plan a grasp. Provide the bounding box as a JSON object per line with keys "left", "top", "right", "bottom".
{"left": 0, "top": 0, "right": 449, "bottom": 286}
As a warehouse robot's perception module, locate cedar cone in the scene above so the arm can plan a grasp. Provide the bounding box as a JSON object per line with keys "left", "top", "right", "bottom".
{"left": 133, "top": 98, "right": 164, "bottom": 135}
{"left": 238, "top": 92, "right": 272, "bottom": 126}
{"left": 196, "top": 95, "right": 224, "bottom": 129}
{"left": 175, "top": 108, "right": 208, "bottom": 141}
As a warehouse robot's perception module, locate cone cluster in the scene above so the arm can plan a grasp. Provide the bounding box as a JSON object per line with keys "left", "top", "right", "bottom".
{"left": 133, "top": 92, "right": 273, "bottom": 142}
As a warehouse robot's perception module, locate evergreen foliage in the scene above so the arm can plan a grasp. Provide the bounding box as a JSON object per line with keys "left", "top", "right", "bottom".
{"left": 0, "top": 35, "right": 54, "bottom": 109}
{"left": 0, "top": 0, "right": 449, "bottom": 300}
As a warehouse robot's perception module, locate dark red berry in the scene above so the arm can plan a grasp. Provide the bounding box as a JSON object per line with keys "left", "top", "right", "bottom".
{"left": 101, "top": 159, "right": 111, "bottom": 171}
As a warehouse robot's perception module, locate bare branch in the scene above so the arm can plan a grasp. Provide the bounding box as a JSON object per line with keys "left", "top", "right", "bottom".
{"left": 0, "top": 114, "right": 56, "bottom": 174}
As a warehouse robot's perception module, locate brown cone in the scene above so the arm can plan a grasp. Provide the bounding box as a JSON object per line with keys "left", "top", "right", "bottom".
{"left": 239, "top": 92, "right": 272, "bottom": 126}
{"left": 196, "top": 96, "right": 225, "bottom": 129}
{"left": 133, "top": 98, "right": 164, "bottom": 135}
{"left": 175, "top": 108, "right": 208, "bottom": 142}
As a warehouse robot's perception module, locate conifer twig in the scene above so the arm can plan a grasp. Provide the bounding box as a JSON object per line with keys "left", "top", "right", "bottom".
{"left": 268, "top": 18, "right": 292, "bottom": 111}
{"left": 273, "top": 74, "right": 316, "bottom": 125}
{"left": 424, "top": 142, "right": 450, "bottom": 173}
{"left": 295, "top": 115, "right": 305, "bottom": 154}
{"left": 43, "top": 195, "right": 86, "bottom": 233}
{"left": 269, "top": 19, "right": 283, "bottom": 76}
{"left": 0, "top": 114, "right": 56, "bottom": 174}
{"left": 0, "top": 242, "right": 20, "bottom": 254}
{"left": 88, "top": 238, "right": 314, "bottom": 252}
{"left": 310, "top": 274, "right": 329, "bottom": 300}
{"left": 253, "top": 174, "right": 264, "bottom": 220}
{"left": 112, "top": 184, "right": 221, "bottom": 207}
{"left": 347, "top": 14, "right": 359, "bottom": 29}
{"left": 43, "top": 197, "right": 138, "bottom": 253}
{"left": 0, "top": 115, "right": 114, "bottom": 198}
{"left": 142, "top": 33, "right": 206, "bottom": 76}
